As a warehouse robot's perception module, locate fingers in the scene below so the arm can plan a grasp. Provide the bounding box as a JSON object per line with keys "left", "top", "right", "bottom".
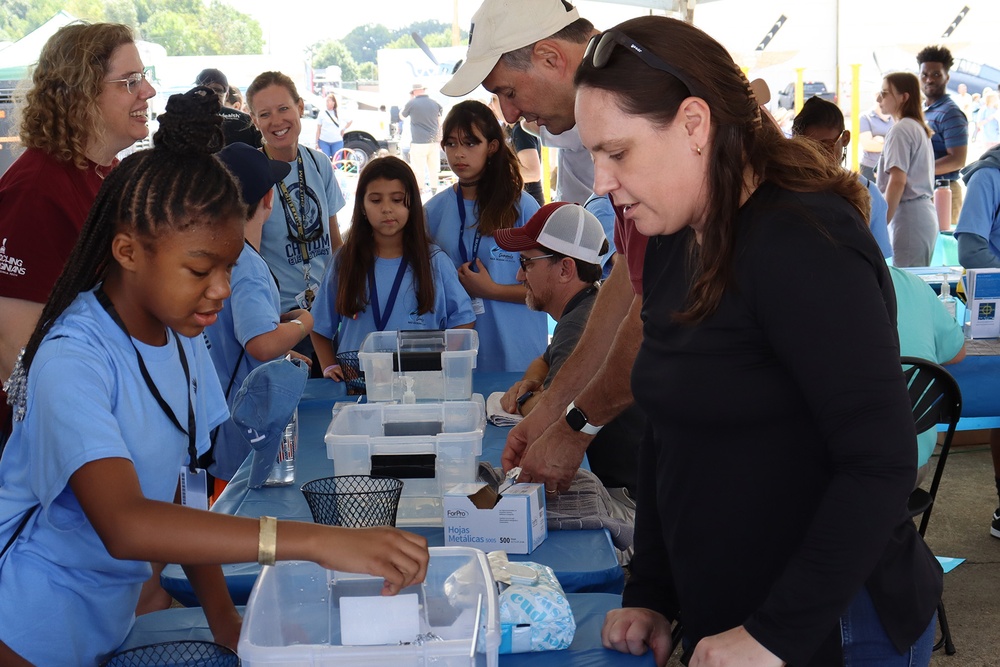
{"left": 500, "top": 387, "right": 519, "bottom": 413}
{"left": 501, "top": 440, "right": 525, "bottom": 472}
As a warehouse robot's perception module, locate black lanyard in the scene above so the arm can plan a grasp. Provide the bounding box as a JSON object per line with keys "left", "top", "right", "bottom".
{"left": 455, "top": 186, "right": 481, "bottom": 269}
{"left": 272, "top": 149, "right": 312, "bottom": 264}
{"left": 368, "top": 258, "right": 409, "bottom": 331}
{"left": 95, "top": 287, "right": 199, "bottom": 473}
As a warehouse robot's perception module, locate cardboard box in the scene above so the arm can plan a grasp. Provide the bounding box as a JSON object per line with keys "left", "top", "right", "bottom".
{"left": 443, "top": 483, "right": 547, "bottom": 554}
{"left": 966, "top": 269, "right": 1000, "bottom": 339}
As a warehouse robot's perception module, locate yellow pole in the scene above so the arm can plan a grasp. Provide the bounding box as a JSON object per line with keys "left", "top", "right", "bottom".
{"left": 540, "top": 146, "right": 552, "bottom": 203}
{"left": 794, "top": 67, "right": 805, "bottom": 114}
{"left": 850, "top": 64, "right": 861, "bottom": 172}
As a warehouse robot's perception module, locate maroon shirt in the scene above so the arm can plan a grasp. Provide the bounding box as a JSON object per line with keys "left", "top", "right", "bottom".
{"left": 0, "top": 147, "right": 108, "bottom": 303}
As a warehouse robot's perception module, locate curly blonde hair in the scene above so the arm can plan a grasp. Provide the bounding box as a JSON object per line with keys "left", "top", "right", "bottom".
{"left": 19, "top": 22, "right": 134, "bottom": 169}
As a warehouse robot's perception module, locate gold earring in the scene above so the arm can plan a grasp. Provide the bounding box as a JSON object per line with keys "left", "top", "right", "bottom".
{"left": 695, "top": 145, "right": 703, "bottom": 156}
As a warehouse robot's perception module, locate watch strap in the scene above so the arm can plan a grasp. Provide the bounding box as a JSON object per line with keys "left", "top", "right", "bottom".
{"left": 566, "top": 400, "right": 603, "bottom": 435}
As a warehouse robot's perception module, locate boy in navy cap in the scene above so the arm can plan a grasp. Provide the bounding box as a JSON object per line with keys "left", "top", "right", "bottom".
{"left": 203, "top": 143, "right": 313, "bottom": 493}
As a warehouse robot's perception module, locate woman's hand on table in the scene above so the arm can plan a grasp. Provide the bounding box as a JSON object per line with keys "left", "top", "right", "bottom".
{"left": 314, "top": 525, "right": 429, "bottom": 595}
{"left": 323, "top": 364, "right": 344, "bottom": 381}
{"left": 689, "top": 626, "right": 784, "bottom": 667}
{"left": 602, "top": 607, "right": 674, "bottom": 667}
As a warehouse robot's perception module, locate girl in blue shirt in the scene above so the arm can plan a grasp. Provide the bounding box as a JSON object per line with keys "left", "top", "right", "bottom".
{"left": 425, "top": 100, "right": 546, "bottom": 373}
{"left": 0, "top": 90, "right": 428, "bottom": 667}
{"left": 311, "top": 156, "right": 475, "bottom": 382}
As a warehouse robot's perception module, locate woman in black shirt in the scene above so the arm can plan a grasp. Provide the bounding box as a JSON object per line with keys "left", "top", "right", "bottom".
{"left": 574, "top": 16, "right": 940, "bottom": 667}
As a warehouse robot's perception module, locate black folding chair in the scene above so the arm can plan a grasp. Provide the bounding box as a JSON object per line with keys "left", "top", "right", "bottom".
{"left": 901, "top": 356, "right": 962, "bottom": 655}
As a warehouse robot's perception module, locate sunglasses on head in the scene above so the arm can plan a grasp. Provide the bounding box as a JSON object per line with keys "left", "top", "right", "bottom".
{"left": 584, "top": 30, "right": 699, "bottom": 97}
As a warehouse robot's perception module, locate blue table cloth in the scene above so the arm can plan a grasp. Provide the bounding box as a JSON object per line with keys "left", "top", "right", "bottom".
{"left": 161, "top": 373, "right": 624, "bottom": 605}
{"left": 117, "top": 594, "right": 656, "bottom": 666}
{"left": 943, "top": 354, "right": 1000, "bottom": 430}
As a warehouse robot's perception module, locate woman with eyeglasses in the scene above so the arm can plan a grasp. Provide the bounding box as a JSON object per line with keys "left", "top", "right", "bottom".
{"left": 245, "top": 72, "right": 346, "bottom": 365}
{"left": 575, "top": 16, "right": 940, "bottom": 667}
{"left": 0, "top": 22, "right": 155, "bottom": 441}
{"left": 876, "top": 73, "right": 938, "bottom": 267}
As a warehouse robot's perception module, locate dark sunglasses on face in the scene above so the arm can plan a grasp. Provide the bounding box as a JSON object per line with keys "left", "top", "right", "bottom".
{"left": 583, "top": 29, "right": 699, "bottom": 97}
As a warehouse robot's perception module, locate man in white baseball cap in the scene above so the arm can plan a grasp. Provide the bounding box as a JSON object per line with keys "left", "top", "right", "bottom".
{"left": 443, "top": 0, "right": 597, "bottom": 206}
{"left": 446, "top": 1, "right": 650, "bottom": 496}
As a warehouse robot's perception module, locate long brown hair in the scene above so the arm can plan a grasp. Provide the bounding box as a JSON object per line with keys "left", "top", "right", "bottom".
{"left": 441, "top": 100, "right": 524, "bottom": 236}
{"left": 884, "top": 72, "right": 932, "bottom": 138}
{"left": 335, "top": 156, "right": 435, "bottom": 317}
{"left": 575, "top": 16, "right": 869, "bottom": 323}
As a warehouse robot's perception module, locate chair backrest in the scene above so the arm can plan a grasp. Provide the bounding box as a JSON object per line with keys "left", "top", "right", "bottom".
{"left": 901, "top": 356, "right": 963, "bottom": 536}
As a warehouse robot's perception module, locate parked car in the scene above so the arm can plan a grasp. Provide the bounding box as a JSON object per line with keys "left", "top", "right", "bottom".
{"left": 776, "top": 81, "right": 836, "bottom": 110}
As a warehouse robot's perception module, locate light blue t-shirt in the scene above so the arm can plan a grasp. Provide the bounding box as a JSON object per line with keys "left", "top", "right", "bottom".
{"left": 890, "top": 266, "right": 965, "bottom": 466}
{"left": 0, "top": 289, "right": 228, "bottom": 666}
{"left": 862, "top": 174, "right": 893, "bottom": 259}
{"left": 955, "top": 166, "right": 1000, "bottom": 261}
{"left": 583, "top": 193, "right": 619, "bottom": 279}
{"left": 259, "top": 145, "right": 346, "bottom": 312}
{"left": 312, "top": 246, "right": 476, "bottom": 354}
{"left": 425, "top": 187, "right": 547, "bottom": 373}
{"left": 203, "top": 242, "right": 282, "bottom": 480}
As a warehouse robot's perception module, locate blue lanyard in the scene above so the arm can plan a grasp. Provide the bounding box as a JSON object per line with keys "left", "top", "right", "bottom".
{"left": 455, "top": 186, "right": 481, "bottom": 271}
{"left": 368, "top": 257, "right": 409, "bottom": 331}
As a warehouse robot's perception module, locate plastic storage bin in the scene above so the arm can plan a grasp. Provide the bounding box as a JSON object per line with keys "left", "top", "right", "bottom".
{"left": 324, "top": 396, "right": 486, "bottom": 526}
{"left": 238, "top": 547, "right": 500, "bottom": 667}
{"left": 359, "top": 329, "right": 478, "bottom": 402}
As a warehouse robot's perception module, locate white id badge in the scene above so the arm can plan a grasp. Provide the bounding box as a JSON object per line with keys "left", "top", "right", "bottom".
{"left": 295, "top": 282, "right": 322, "bottom": 310}
{"left": 471, "top": 297, "right": 486, "bottom": 315}
{"left": 179, "top": 467, "right": 209, "bottom": 510}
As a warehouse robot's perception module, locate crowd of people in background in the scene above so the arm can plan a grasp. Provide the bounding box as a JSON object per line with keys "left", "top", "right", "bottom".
{"left": 3, "top": 2, "right": 1000, "bottom": 665}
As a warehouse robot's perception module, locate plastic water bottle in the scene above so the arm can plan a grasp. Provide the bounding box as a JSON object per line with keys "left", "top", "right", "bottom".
{"left": 939, "top": 276, "right": 958, "bottom": 320}
{"left": 265, "top": 408, "right": 297, "bottom": 486}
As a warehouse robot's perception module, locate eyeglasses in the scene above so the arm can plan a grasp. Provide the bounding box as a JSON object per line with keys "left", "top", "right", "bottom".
{"left": 105, "top": 68, "right": 152, "bottom": 94}
{"left": 583, "top": 29, "right": 698, "bottom": 97}
{"left": 518, "top": 254, "right": 555, "bottom": 272}
{"left": 815, "top": 131, "right": 846, "bottom": 151}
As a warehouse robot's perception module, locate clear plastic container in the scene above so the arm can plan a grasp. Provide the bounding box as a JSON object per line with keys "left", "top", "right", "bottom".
{"left": 264, "top": 408, "right": 297, "bottom": 487}
{"left": 238, "top": 547, "right": 500, "bottom": 667}
{"left": 324, "top": 397, "right": 485, "bottom": 525}
{"left": 359, "top": 330, "right": 479, "bottom": 402}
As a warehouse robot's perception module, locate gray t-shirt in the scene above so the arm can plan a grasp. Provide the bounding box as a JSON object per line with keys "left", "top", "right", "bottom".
{"left": 400, "top": 94, "right": 442, "bottom": 144}
{"left": 877, "top": 117, "right": 935, "bottom": 201}
{"left": 542, "top": 286, "right": 597, "bottom": 385}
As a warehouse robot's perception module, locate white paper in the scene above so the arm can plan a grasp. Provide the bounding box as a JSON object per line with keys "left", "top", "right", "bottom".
{"left": 340, "top": 593, "right": 420, "bottom": 645}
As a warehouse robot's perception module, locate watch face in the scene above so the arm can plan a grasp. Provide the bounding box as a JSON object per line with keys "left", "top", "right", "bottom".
{"left": 565, "top": 406, "right": 587, "bottom": 431}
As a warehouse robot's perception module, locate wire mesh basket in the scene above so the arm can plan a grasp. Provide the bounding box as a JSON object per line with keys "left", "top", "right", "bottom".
{"left": 301, "top": 475, "right": 404, "bottom": 527}
{"left": 100, "top": 641, "right": 239, "bottom": 667}
{"left": 336, "top": 350, "right": 366, "bottom": 395}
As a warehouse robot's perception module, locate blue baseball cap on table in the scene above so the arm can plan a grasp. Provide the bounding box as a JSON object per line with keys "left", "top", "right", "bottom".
{"left": 232, "top": 357, "right": 308, "bottom": 489}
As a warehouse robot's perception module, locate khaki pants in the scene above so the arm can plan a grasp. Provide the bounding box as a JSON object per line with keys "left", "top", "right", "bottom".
{"left": 409, "top": 142, "right": 440, "bottom": 192}
{"left": 950, "top": 179, "right": 964, "bottom": 226}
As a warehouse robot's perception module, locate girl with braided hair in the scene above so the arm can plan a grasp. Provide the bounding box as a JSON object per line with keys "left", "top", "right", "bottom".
{"left": 576, "top": 15, "right": 939, "bottom": 667}
{"left": 0, "top": 88, "right": 428, "bottom": 666}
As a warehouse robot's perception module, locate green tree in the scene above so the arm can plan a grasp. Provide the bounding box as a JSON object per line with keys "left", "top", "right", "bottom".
{"left": 142, "top": 10, "right": 219, "bottom": 55}
{"left": 105, "top": 0, "right": 139, "bottom": 28}
{"left": 341, "top": 23, "right": 392, "bottom": 64}
{"left": 312, "top": 40, "right": 359, "bottom": 82}
{"left": 385, "top": 30, "right": 454, "bottom": 51}
{"left": 0, "top": 1, "right": 262, "bottom": 56}
{"left": 357, "top": 61, "right": 377, "bottom": 81}
{"left": 203, "top": 0, "right": 263, "bottom": 54}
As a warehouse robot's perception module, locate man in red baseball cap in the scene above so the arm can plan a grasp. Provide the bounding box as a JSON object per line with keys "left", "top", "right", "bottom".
{"left": 494, "top": 203, "right": 641, "bottom": 494}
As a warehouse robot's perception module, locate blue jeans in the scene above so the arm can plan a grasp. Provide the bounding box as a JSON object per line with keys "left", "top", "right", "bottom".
{"left": 841, "top": 586, "right": 936, "bottom": 666}
{"left": 318, "top": 139, "right": 343, "bottom": 158}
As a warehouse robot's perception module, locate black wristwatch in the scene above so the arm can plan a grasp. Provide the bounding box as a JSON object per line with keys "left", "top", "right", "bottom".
{"left": 565, "top": 401, "right": 603, "bottom": 435}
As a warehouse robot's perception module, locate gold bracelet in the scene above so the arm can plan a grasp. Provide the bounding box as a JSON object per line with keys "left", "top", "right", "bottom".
{"left": 258, "top": 515, "right": 277, "bottom": 566}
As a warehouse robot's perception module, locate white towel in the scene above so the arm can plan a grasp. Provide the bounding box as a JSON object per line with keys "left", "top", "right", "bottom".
{"left": 486, "top": 391, "right": 523, "bottom": 427}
